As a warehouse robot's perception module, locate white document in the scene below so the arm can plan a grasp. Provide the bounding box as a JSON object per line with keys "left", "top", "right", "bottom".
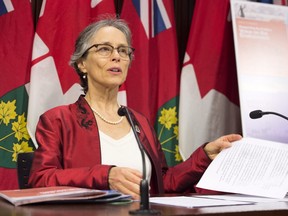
{"left": 197, "top": 137, "right": 288, "bottom": 199}
{"left": 149, "top": 196, "right": 251, "bottom": 208}
{"left": 194, "top": 194, "right": 288, "bottom": 203}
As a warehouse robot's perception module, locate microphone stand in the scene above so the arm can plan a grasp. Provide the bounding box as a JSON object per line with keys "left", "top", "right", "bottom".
{"left": 118, "top": 106, "right": 160, "bottom": 215}
{"left": 262, "top": 111, "right": 288, "bottom": 121}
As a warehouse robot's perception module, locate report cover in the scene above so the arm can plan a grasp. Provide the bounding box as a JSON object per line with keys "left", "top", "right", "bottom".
{"left": 0, "top": 186, "right": 130, "bottom": 206}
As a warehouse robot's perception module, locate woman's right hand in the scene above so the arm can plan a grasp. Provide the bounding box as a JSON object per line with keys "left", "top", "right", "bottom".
{"left": 108, "top": 167, "right": 142, "bottom": 200}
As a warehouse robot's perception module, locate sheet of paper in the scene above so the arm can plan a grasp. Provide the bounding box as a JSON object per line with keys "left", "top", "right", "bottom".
{"left": 197, "top": 137, "right": 288, "bottom": 199}
{"left": 150, "top": 196, "right": 251, "bottom": 208}
{"left": 194, "top": 194, "right": 288, "bottom": 203}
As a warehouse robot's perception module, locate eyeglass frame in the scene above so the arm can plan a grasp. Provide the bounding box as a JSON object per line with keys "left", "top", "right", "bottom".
{"left": 81, "top": 43, "right": 135, "bottom": 59}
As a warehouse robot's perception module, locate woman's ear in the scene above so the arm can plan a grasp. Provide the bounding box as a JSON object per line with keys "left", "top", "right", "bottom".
{"left": 77, "top": 60, "right": 87, "bottom": 73}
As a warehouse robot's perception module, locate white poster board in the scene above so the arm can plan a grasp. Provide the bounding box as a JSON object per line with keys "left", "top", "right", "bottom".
{"left": 231, "top": 0, "right": 288, "bottom": 143}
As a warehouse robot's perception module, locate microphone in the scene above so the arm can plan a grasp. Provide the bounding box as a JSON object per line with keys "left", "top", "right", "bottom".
{"left": 249, "top": 110, "right": 288, "bottom": 121}
{"left": 118, "top": 106, "right": 160, "bottom": 215}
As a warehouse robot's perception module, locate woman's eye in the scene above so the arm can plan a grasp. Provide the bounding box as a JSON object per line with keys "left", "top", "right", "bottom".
{"left": 119, "top": 48, "right": 128, "bottom": 54}
{"left": 99, "top": 47, "right": 111, "bottom": 52}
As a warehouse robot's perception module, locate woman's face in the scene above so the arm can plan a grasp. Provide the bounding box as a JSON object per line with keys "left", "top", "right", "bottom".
{"left": 79, "top": 26, "right": 131, "bottom": 90}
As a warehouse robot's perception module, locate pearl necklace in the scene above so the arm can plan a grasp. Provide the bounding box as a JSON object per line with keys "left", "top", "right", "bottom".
{"left": 91, "top": 106, "right": 124, "bottom": 125}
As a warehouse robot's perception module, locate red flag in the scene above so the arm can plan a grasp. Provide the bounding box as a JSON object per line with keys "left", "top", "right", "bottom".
{"left": 0, "top": 0, "right": 34, "bottom": 189}
{"left": 121, "top": 0, "right": 181, "bottom": 165}
{"left": 179, "top": 0, "right": 242, "bottom": 160}
{"left": 120, "top": 0, "right": 151, "bottom": 120}
{"left": 27, "top": 0, "right": 116, "bottom": 146}
{"left": 0, "top": 0, "right": 33, "bottom": 96}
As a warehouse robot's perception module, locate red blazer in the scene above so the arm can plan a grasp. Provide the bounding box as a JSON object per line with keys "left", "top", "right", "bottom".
{"left": 29, "top": 95, "right": 212, "bottom": 195}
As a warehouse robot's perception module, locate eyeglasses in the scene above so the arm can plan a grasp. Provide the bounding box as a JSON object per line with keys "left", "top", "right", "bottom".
{"left": 82, "top": 44, "right": 135, "bottom": 59}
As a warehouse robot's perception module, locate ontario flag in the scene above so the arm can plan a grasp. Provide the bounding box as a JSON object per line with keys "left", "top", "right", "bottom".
{"left": 0, "top": 0, "right": 35, "bottom": 189}
{"left": 121, "top": 0, "right": 181, "bottom": 166}
{"left": 179, "top": 0, "right": 242, "bottom": 160}
{"left": 27, "top": 0, "right": 116, "bottom": 146}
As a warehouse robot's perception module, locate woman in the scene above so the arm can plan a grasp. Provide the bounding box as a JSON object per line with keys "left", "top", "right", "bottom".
{"left": 28, "top": 17, "right": 242, "bottom": 200}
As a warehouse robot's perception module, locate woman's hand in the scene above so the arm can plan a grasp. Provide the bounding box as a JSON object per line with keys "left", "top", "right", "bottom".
{"left": 108, "top": 167, "right": 142, "bottom": 200}
{"left": 204, "top": 134, "right": 242, "bottom": 160}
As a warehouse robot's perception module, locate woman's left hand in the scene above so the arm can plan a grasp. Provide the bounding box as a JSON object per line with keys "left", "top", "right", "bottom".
{"left": 204, "top": 134, "right": 242, "bottom": 160}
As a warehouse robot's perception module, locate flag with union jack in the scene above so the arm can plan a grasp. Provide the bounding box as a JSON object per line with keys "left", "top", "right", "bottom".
{"left": 27, "top": 0, "right": 116, "bottom": 146}
{"left": 121, "top": 0, "right": 181, "bottom": 166}
{"left": 0, "top": 0, "right": 35, "bottom": 189}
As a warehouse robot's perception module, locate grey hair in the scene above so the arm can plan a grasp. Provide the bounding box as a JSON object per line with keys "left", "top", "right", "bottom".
{"left": 69, "top": 16, "right": 133, "bottom": 94}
